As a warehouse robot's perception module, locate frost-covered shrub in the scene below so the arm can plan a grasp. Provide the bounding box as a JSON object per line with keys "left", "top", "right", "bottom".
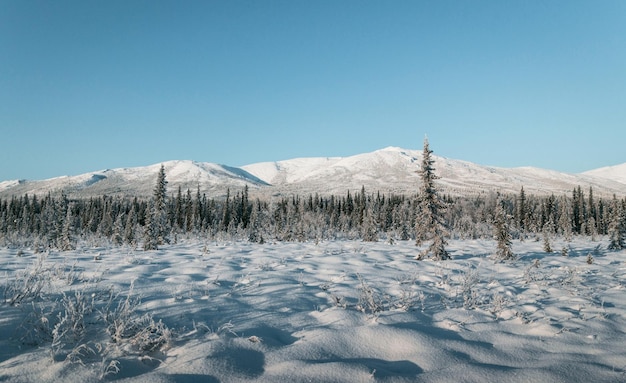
{"left": 3, "top": 252, "right": 51, "bottom": 306}
{"left": 50, "top": 290, "right": 95, "bottom": 361}
{"left": 523, "top": 259, "right": 542, "bottom": 284}
{"left": 458, "top": 265, "right": 481, "bottom": 309}
{"left": 355, "top": 273, "right": 388, "bottom": 316}
{"left": 100, "top": 282, "right": 172, "bottom": 354}
{"left": 489, "top": 292, "right": 508, "bottom": 319}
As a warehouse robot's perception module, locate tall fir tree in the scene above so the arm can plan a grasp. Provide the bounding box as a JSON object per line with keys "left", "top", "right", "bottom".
{"left": 558, "top": 195, "right": 573, "bottom": 241}
{"left": 144, "top": 164, "right": 169, "bottom": 250}
{"left": 587, "top": 186, "right": 597, "bottom": 235}
{"left": 493, "top": 199, "right": 515, "bottom": 261}
{"left": 516, "top": 186, "right": 527, "bottom": 236}
{"left": 155, "top": 164, "right": 170, "bottom": 244}
{"left": 607, "top": 195, "right": 625, "bottom": 250}
{"left": 415, "top": 137, "right": 450, "bottom": 260}
{"left": 59, "top": 206, "right": 75, "bottom": 251}
{"left": 361, "top": 202, "right": 378, "bottom": 242}
{"left": 124, "top": 204, "right": 137, "bottom": 246}
{"left": 112, "top": 212, "right": 125, "bottom": 246}
{"left": 143, "top": 200, "right": 159, "bottom": 250}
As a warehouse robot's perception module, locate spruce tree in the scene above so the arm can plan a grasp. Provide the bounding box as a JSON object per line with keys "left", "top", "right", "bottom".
{"left": 542, "top": 227, "right": 552, "bottom": 253}
{"left": 144, "top": 164, "right": 169, "bottom": 250}
{"left": 607, "top": 195, "right": 625, "bottom": 250}
{"left": 558, "top": 196, "right": 573, "bottom": 241}
{"left": 493, "top": 199, "right": 515, "bottom": 261}
{"left": 42, "top": 194, "right": 61, "bottom": 249}
{"left": 112, "top": 213, "right": 125, "bottom": 246}
{"left": 361, "top": 203, "right": 378, "bottom": 242}
{"left": 415, "top": 137, "right": 449, "bottom": 260}
{"left": 155, "top": 164, "right": 170, "bottom": 243}
{"left": 98, "top": 201, "right": 113, "bottom": 238}
{"left": 516, "top": 186, "right": 527, "bottom": 236}
{"left": 59, "top": 207, "right": 75, "bottom": 251}
{"left": 588, "top": 187, "right": 597, "bottom": 235}
{"left": 143, "top": 200, "right": 159, "bottom": 250}
{"left": 124, "top": 205, "right": 137, "bottom": 245}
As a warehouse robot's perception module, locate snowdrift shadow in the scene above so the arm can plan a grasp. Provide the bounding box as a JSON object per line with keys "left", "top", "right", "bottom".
{"left": 239, "top": 325, "right": 299, "bottom": 348}
{"left": 168, "top": 373, "right": 220, "bottom": 383}
{"left": 389, "top": 318, "right": 471, "bottom": 343}
{"left": 210, "top": 347, "right": 265, "bottom": 378}
{"left": 306, "top": 357, "right": 423, "bottom": 378}
{"left": 106, "top": 356, "right": 163, "bottom": 381}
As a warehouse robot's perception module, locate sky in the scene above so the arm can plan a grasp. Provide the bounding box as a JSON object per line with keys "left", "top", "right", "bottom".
{"left": 1, "top": 0, "right": 625, "bottom": 181}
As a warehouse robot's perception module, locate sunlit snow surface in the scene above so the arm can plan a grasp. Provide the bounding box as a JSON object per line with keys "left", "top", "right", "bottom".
{"left": 1, "top": 238, "right": 625, "bottom": 382}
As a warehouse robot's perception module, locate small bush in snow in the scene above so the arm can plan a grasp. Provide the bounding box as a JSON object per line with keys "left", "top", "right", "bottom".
{"left": 50, "top": 290, "right": 95, "bottom": 361}
{"left": 355, "top": 273, "right": 387, "bottom": 316}
{"left": 523, "top": 259, "right": 542, "bottom": 284}
{"left": 393, "top": 285, "right": 418, "bottom": 311}
{"left": 3, "top": 253, "right": 50, "bottom": 306}
{"left": 489, "top": 292, "right": 507, "bottom": 319}
{"left": 18, "top": 302, "right": 55, "bottom": 346}
{"left": 543, "top": 231, "right": 552, "bottom": 253}
{"left": 455, "top": 264, "right": 482, "bottom": 309}
{"left": 330, "top": 293, "right": 347, "bottom": 309}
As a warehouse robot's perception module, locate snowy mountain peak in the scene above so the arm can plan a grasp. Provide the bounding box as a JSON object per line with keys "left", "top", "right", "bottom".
{"left": 582, "top": 163, "right": 626, "bottom": 186}
{"left": 1, "top": 148, "right": 625, "bottom": 199}
{"left": 378, "top": 146, "right": 414, "bottom": 154}
{"left": 242, "top": 147, "right": 626, "bottom": 197}
{"left": 0, "top": 160, "right": 268, "bottom": 199}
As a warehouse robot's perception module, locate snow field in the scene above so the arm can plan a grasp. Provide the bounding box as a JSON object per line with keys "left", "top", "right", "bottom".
{"left": 1, "top": 238, "right": 625, "bottom": 382}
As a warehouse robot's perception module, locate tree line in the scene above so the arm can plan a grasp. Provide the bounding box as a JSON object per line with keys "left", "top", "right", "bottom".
{"left": 1, "top": 180, "right": 624, "bottom": 252}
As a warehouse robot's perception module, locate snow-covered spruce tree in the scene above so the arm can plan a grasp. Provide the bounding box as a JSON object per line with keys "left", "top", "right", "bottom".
{"left": 58, "top": 206, "right": 75, "bottom": 251}
{"left": 558, "top": 195, "right": 573, "bottom": 241}
{"left": 248, "top": 199, "right": 268, "bottom": 244}
{"left": 607, "top": 195, "right": 625, "bottom": 250}
{"left": 415, "top": 137, "right": 449, "bottom": 260}
{"left": 542, "top": 227, "right": 552, "bottom": 253}
{"left": 361, "top": 203, "right": 378, "bottom": 242}
{"left": 516, "top": 186, "right": 527, "bottom": 239}
{"left": 112, "top": 212, "right": 125, "bottom": 246}
{"left": 144, "top": 165, "right": 169, "bottom": 250}
{"left": 41, "top": 193, "right": 61, "bottom": 249}
{"left": 124, "top": 204, "right": 137, "bottom": 245}
{"left": 493, "top": 199, "right": 515, "bottom": 261}
{"left": 143, "top": 200, "right": 158, "bottom": 250}
{"left": 98, "top": 201, "right": 113, "bottom": 238}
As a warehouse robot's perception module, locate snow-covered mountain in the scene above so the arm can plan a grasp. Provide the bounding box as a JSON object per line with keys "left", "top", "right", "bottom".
{"left": 0, "top": 161, "right": 268, "bottom": 199}
{"left": 582, "top": 163, "right": 626, "bottom": 186}
{"left": 1, "top": 147, "right": 625, "bottom": 199}
{"left": 242, "top": 147, "right": 626, "bottom": 197}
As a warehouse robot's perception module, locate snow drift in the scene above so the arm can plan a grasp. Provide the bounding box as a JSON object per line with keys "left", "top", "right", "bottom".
{"left": 1, "top": 238, "right": 625, "bottom": 382}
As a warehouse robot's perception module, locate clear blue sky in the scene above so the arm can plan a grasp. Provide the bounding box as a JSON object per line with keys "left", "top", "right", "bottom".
{"left": 1, "top": 0, "right": 625, "bottom": 181}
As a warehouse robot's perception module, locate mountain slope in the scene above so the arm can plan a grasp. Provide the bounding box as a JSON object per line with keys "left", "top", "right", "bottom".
{"left": 243, "top": 147, "right": 626, "bottom": 197}
{"left": 1, "top": 147, "right": 625, "bottom": 199}
{"left": 582, "top": 163, "right": 626, "bottom": 186}
{"left": 242, "top": 147, "right": 421, "bottom": 195}
{"left": 0, "top": 161, "right": 267, "bottom": 198}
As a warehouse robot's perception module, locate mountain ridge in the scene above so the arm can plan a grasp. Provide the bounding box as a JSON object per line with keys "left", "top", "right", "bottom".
{"left": 1, "top": 147, "right": 625, "bottom": 199}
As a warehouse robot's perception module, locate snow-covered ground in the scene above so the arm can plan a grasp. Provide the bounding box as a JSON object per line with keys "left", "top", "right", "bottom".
{"left": 1, "top": 238, "right": 625, "bottom": 382}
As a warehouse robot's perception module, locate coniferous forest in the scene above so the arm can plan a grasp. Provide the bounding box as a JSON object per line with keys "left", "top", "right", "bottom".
{"left": 1, "top": 180, "right": 624, "bottom": 252}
